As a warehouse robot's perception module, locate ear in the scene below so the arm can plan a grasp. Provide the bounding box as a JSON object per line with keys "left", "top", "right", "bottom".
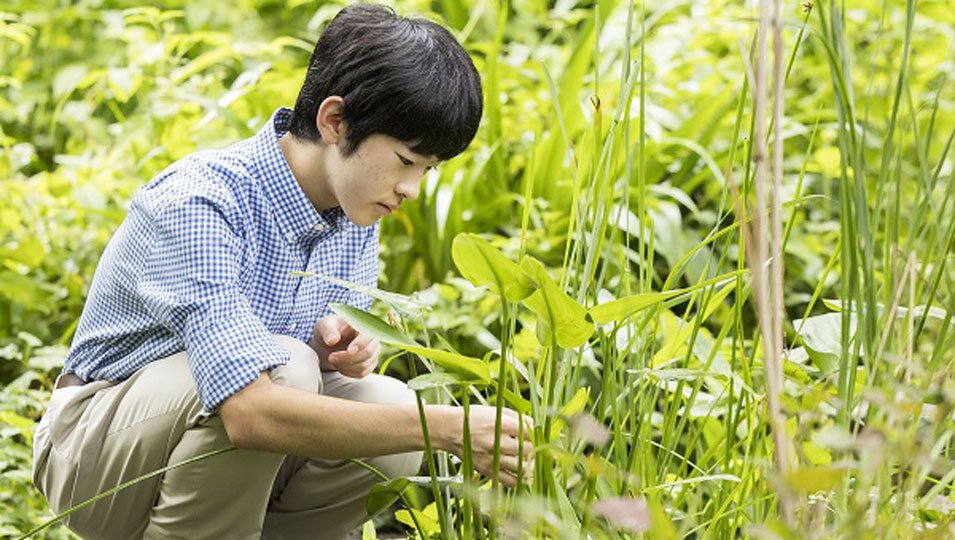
{"left": 316, "top": 96, "right": 346, "bottom": 145}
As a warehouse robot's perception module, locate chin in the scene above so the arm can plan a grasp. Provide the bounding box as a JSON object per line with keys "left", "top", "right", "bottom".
{"left": 342, "top": 206, "right": 379, "bottom": 227}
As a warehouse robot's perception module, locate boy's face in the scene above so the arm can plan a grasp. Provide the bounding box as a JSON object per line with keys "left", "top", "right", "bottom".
{"left": 326, "top": 133, "right": 440, "bottom": 227}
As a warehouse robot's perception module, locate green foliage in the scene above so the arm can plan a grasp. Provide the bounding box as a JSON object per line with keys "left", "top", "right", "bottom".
{"left": 2, "top": 0, "right": 953, "bottom": 537}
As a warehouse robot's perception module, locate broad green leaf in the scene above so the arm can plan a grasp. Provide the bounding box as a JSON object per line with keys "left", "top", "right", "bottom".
{"left": 589, "top": 290, "right": 686, "bottom": 324}
{"left": 0, "top": 410, "right": 35, "bottom": 445}
{"left": 652, "top": 281, "right": 736, "bottom": 367}
{"left": 784, "top": 466, "right": 846, "bottom": 493}
{"left": 519, "top": 257, "right": 594, "bottom": 349}
{"left": 793, "top": 312, "right": 852, "bottom": 374}
{"left": 330, "top": 304, "right": 488, "bottom": 382}
{"left": 366, "top": 477, "right": 411, "bottom": 517}
{"left": 802, "top": 441, "right": 833, "bottom": 466}
{"left": 499, "top": 387, "right": 532, "bottom": 416}
{"left": 550, "top": 386, "right": 590, "bottom": 442}
{"left": 591, "top": 271, "right": 741, "bottom": 324}
{"left": 329, "top": 303, "right": 415, "bottom": 346}
{"left": 451, "top": 233, "right": 533, "bottom": 301}
{"left": 396, "top": 344, "right": 490, "bottom": 385}
{"left": 395, "top": 502, "right": 440, "bottom": 537}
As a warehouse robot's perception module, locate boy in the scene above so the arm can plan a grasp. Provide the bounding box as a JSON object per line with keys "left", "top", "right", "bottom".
{"left": 32, "top": 4, "right": 531, "bottom": 539}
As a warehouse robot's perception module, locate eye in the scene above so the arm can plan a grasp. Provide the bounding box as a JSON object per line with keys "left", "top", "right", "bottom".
{"left": 396, "top": 153, "right": 414, "bottom": 166}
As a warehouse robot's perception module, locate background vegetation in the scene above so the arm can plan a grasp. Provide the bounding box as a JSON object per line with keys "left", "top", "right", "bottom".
{"left": 1, "top": 0, "right": 953, "bottom": 537}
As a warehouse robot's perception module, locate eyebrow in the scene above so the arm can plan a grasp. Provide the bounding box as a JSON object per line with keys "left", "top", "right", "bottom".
{"left": 396, "top": 150, "right": 441, "bottom": 168}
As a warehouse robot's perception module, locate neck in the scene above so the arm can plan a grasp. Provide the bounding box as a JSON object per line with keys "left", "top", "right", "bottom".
{"left": 278, "top": 132, "right": 337, "bottom": 212}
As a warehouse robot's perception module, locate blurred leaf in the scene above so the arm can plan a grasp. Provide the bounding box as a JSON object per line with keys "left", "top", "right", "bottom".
{"left": 107, "top": 67, "right": 141, "bottom": 103}
{"left": 784, "top": 466, "right": 846, "bottom": 493}
{"left": 592, "top": 497, "right": 651, "bottom": 533}
{"left": 550, "top": 386, "right": 589, "bottom": 442}
{"left": 0, "top": 272, "right": 50, "bottom": 314}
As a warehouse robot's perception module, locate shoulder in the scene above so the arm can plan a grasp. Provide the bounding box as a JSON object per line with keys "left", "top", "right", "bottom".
{"left": 131, "top": 145, "right": 259, "bottom": 228}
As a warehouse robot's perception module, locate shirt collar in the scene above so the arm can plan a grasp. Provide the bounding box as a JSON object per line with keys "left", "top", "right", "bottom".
{"left": 250, "top": 107, "right": 348, "bottom": 245}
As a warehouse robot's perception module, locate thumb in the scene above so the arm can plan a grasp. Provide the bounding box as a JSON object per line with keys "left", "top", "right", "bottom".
{"left": 321, "top": 317, "right": 341, "bottom": 345}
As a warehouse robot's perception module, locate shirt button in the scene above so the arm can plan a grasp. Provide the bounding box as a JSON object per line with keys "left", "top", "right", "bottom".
{"left": 285, "top": 232, "right": 295, "bottom": 242}
{"left": 313, "top": 224, "right": 325, "bottom": 232}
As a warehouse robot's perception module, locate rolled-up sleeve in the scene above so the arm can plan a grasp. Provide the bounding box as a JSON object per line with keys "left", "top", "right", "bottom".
{"left": 137, "top": 192, "right": 289, "bottom": 412}
{"left": 348, "top": 223, "right": 380, "bottom": 311}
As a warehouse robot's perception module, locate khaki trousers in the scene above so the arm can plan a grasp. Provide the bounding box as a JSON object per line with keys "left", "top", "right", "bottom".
{"left": 32, "top": 335, "right": 423, "bottom": 540}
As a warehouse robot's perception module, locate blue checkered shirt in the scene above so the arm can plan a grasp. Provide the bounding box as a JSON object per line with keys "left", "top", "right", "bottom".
{"left": 63, "top": 107, "right": 379, "bottom": 412}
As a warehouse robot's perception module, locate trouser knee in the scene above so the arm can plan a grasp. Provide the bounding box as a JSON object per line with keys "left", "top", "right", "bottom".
{"left": 269, "top": 334, "right": 321, "bottom": 395}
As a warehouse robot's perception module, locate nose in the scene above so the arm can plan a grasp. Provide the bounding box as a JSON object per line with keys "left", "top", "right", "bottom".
{"left": 396, "top": 174, "right": 423, "bottom": 202}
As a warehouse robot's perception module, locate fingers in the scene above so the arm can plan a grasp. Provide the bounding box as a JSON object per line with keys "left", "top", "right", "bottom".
{"left": 500, "top": 412, "right": 534, "bottom": 439}
{"left": 479, "top": 456, "right": 534, "bottom": 488}
{"left": 328, "top": 337, "right": 381, "bottom": 378}
{"left": 317, "top": 316, "right": 341, "bottom": 346}
{"left": 498, "top": 436, "right": 534, "bottom": 458}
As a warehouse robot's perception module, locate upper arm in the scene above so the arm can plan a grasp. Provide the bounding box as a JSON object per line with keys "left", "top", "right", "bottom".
{"left": 136, "top": 187, "right": 289, "bottom": 412}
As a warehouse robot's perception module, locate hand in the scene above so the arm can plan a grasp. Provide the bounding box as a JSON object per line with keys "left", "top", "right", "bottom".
{"left": 308, "top": 314, "right": 381, "bottom": 378}
{"left": 449, "top": 405, "right": 534, "bottom": 488}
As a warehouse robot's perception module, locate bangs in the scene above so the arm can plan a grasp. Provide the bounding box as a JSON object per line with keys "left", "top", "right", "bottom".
{"left": 380, "top": 74, "right": 482, "bottom": 161}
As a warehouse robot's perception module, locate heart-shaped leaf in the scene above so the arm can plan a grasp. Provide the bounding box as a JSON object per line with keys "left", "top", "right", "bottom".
{"left": 452, "top": 233, "right": 534, "bottom": 301}
{"left": 519, "top": 257, "right": 594, "bottom": 349}
{"left": 366, "top": 477, "right": 412, "bottom": 517}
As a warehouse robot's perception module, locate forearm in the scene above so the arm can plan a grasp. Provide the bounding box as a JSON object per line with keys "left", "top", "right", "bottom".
{"left": 221, "top": 373, "right": 461, "bottom": 459}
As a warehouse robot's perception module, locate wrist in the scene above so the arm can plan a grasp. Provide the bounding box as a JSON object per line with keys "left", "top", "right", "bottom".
{"left": 424, "top": 404, "right": 462, "bottom": 454}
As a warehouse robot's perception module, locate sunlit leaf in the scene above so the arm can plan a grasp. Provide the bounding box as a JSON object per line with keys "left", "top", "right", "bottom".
{"left": 589, "top": 290, "right": 685, "bottom": 324}
{"left": 550, "top": 386, "right": 590, "bottom": 442}
{"left": 294, "top": 272, "right": 426, "bottom": 316}
{"left": 451, "top": 233, "right": 533, "bottom": 301}
{"left": 396, "top": 344, "right": 490, "bottom": 385}
{"left": 519, "top": 257, "right": 593, "bottom": 349}
{"left": 329, "top": 303, "right": 415, "bottom": 346}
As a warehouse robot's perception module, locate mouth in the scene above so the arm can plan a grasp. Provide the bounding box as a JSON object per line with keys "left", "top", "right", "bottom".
{"left": 375, "top": 202, "right": 394, "bottom": 215}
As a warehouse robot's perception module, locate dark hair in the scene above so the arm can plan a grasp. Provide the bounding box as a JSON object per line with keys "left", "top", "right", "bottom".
{"left": 288, "top": 4, "right": 483, "bottom": 161}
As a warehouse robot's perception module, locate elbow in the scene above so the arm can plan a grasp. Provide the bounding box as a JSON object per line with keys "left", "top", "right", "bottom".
{"left": 219, "top": 373, "right": 270, "bottom": 450}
